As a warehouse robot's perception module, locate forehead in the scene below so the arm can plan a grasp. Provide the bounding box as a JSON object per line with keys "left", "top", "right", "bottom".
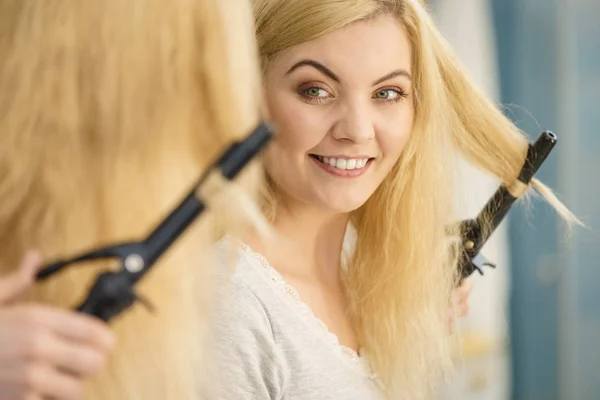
{"left": 274, "top": 13, "right": 413, "bottom": 78}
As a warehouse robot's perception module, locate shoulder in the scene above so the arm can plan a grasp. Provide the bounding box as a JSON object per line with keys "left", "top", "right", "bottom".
{"left": 210, "top": 235, "right": 288, "bottom": 351}
{"left": 207, "top": 236, "right": 289, "bottom": 398}
{"left": 211, "top": 236, "right": 271, "bottom": 320}
{"left": 212, "top": 235, "right": 265, "bottom": 281}
{"left": 211, "top": 236, "right": 275, "bottom": 304}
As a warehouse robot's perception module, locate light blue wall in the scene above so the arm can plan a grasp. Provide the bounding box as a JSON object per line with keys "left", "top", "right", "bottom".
{"left": 491, "top": 0, "right": 600, "bottom": 398}
{"left": 568, "top": 3, "right": 600, "bottom": 398}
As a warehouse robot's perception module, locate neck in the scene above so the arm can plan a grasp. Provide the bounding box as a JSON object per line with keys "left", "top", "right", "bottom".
{"left": 271, "top": 200, "right": 350, "bottom": 284}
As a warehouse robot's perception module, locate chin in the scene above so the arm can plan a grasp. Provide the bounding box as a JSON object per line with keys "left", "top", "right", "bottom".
{"left": 321, "top": 196, "right": 370, "bottom": 214}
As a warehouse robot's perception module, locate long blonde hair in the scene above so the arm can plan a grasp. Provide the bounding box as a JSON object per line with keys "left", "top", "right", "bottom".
{"left": 253, "top": 0, "right": 578, "bottom": 398}
{"left": 0, "top": 0, "right": 262, "bottom": 398}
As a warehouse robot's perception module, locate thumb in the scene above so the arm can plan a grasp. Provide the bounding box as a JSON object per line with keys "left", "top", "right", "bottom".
{"left": 0, "top": 251, "right": 42, "bottom": 305}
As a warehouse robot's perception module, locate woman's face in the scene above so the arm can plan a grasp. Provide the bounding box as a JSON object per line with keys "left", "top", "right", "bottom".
{"left": 263, "top": 13, "right": 414, "bottom": 214}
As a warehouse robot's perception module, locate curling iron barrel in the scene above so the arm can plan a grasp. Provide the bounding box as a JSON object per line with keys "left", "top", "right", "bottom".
{"left": 457, "top": 131, "right": 558, "bottom": 278}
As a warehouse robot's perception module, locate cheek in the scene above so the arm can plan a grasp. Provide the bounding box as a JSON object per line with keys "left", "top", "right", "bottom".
{"left": 378, "top": 110, "right": 414, "bottom": 162}
{"left": 262, "top": 94, "right": 311, "bottom": 181}
{"left": 266, "top": 91, "right": 329, "bottom": 155}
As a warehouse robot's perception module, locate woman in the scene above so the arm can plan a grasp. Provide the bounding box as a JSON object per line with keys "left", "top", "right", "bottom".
{"left": 0, "top": 0, "right": 266, "bottom": 399}
{"left": 210, "top": 1, "right": 579, "bottom": 399}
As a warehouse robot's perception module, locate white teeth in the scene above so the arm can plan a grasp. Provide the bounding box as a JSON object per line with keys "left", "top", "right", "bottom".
{"left": 314, "top": 155, "right": 370, "bottom": 170}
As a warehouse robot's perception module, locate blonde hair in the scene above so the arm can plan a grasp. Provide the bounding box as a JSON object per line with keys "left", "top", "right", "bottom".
{"left": 253, "top": 0, "right": 579, "bottom": 398}
{"left": 0, "top": 0, "right": 262, "bottom": 399}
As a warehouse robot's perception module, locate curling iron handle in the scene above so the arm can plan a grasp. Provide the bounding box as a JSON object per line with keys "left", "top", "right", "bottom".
{"left": 75, "top": 272, "right": 137, "bottom": 322}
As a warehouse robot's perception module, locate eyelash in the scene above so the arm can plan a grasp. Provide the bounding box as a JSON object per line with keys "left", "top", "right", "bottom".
{"left": 297, "top": 84, "right": 331, "bottom": 104}
{"left": 297, "top": 85, "right": 408, "bottom": 104}
{"left": 373, "top": 87, "right": 409, "bottom": 103}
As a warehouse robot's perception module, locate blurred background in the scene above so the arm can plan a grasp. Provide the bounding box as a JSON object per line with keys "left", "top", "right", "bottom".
{"left": 429, "top": 0, "right": 600, "bottom": 399}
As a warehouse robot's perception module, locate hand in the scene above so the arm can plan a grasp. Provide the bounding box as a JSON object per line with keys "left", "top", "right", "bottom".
{"left": 447, "top": 277, "right": 472, "bottom": 334}
{"left": 0, "top": 251, "right": 115, "bottom": 400}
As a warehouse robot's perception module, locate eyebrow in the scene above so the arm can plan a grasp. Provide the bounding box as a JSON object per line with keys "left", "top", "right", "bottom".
{"left": 285, "top": 58, "right": 412, "bottom": 86}
{"left": 372, "top": 70, "right": 412, "bottom": 86}
{"left": 286, "top": 59, "right": 340, "bottom": 82}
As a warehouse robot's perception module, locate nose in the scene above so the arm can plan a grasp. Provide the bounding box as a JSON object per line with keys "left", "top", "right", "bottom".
{"left": 330, "top": 99, "right": 375, "bottom": 144}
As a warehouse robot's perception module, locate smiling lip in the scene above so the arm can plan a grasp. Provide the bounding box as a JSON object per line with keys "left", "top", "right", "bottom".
{"left": 309, "top": 155, "right": 373, "bottom": 178}
{"left": 315, "top": 155, "right": 371, "bottom": 160}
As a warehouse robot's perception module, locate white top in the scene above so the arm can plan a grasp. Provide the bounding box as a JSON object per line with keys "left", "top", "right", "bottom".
{"left": 206, "top": 236, "right": 386, "bottom": 400}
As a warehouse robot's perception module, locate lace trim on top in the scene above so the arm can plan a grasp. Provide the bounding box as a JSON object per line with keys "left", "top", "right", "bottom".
{"left": 221, "top": 236, "right": 378, "bottom": 379}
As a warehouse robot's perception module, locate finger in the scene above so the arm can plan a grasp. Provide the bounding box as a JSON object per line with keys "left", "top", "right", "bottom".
{"left": 0, "top": 321, "right": 109, "bottom": 384}
{"left": 0, "top": 251, "right": 42, "bottom": 305}
{"left": 0, "top": 360, "right": 36, "bottom": 400}
{"left": 49, "top": 335, "right": 109, "bottom": 377}
{"left": 447, "top": 299, "right": 469, "bottom": 318}
{"left": 459, "top": 278, "right": 473, "bottom": 296}
{"left": 458, "top": 280, "right": 472, "bottom": 310}
{"left": 451, "top": 280, "right": 471, "bottom": 306}
{"left": 449, "top": 289, "right": 460, "bottom": 308}
{"left": 445, "top": 309, "right": 457, "bottom": 335}
{"left": 451, "top": 299, "right": 469, "bottom": 318}
{"left": 11, "top": 364, "right": 83, "bottom": 400}
{"left": 460, "top": 301, "right": 470, "bottom": 317}
{"left": 42, "top": 371, "right": 84, "bottom": 400}
{"left": 12, "top": 327, "right": 109, "bottom": 378}
{"left": 50, "top": 312, "right": 115, "bottom": 352}
{"left": 19, "top": 306, "right": 115, "bottom": 352}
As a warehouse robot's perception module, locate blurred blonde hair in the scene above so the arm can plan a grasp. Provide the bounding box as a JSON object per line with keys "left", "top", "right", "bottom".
{"left": 0, "top": 0, "right": 263, "bottom": 398}
{"left": 253, "top": 0, "right": 579, "bottom": 398}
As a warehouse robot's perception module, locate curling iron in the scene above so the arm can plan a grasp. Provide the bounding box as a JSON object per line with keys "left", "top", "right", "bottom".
{"left": 35, "top": 123, "right": 274, "bottom": 322}
{"left": 455, "top": 131, "right": 558, "bottom": 279}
